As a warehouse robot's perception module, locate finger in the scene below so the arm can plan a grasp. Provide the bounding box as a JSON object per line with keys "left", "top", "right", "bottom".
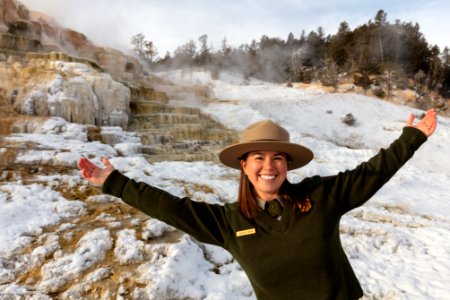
{"left": 405, "top": 113, "right": 414, "bottom": 126}
{"left": 102, "top": 157, "right": 112, "bottom": 167}
{"left": 83, "top": 157, "right": 100, "bottom": 170}
{"left": 77, "top": 158, "right": 84, "bottom": 169}
{"left": 424, "top": 109, "right": 434, "bottom": 116}
{"left": 425, "top": 109, "right": 437, "bottom": 120}
{"left": 78, "top": 157, "right": 91, "bottom": 170}
{"left": 82, "top": 169, "right": 91, "bottom": 179}
{"left": 78, "top": 158, "right": 93, "bottom": 171}
{"left": 424, "top": 110, "right": 437, "bottom": 124}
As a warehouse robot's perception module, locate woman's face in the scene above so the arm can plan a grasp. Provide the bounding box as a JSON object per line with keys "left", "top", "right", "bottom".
{"left": 241, "top": 151, "right": 288, "bottom": 201}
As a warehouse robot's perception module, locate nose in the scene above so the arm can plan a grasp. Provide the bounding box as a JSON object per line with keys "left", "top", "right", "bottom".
{"left": 263, "top": 156, "right": 275, "bottom": 169}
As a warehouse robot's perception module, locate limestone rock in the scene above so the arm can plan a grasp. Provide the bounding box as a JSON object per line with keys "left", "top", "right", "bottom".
{"left": 0, "top": 0, "right": 29, "bottom": 24}
{"left": 94, "top": 47, "right": 143, "bottom": 82}
{"left": 0, "top": 58, "right": 130, "bottom": 128}
{"left": 0, "top": 0, "right": 143, "bottom": 81}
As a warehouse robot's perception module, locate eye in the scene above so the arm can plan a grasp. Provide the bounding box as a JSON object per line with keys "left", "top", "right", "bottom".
{"left": 249, "top": 153, "right": 263, "bottom": 160}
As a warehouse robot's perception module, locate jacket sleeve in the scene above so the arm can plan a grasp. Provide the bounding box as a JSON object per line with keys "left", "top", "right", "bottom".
{"left": 323, "top": 126, "right": 428, "bottom": 213}
{"left": 102, "top": 171, "right": 231, "bottom": 247}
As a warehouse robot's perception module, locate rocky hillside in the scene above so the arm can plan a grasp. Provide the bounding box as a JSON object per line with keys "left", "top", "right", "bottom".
{"left": 0, "top": 0, "right": 139, "bottom": 129}
{"left": 0, "top": 0, "right": 142, "bottom": 80}
{"left": 0, "top": 0, "right": 237, "bottom": 159}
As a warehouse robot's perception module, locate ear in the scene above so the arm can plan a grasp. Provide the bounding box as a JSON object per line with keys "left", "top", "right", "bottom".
{"left": 240, "top": 159, "right": 247, "bottom": 172}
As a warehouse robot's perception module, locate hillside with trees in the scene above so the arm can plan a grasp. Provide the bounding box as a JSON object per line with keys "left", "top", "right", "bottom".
{"left": 132, "top": 10, "right": 450, "bottom": 111}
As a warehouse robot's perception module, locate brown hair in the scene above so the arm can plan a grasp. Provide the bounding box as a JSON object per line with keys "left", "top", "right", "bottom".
{"left": 237, "top": 170, "right": 312, "bottom": 220}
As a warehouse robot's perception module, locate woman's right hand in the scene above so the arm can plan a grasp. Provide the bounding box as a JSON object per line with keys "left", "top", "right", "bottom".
{"left": 78, "top": 157, "right": 115, "bottom": 187}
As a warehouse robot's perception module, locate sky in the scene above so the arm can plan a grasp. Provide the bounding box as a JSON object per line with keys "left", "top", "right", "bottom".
{"left": 19, "top": 0, "right": 450, "bottom": 58}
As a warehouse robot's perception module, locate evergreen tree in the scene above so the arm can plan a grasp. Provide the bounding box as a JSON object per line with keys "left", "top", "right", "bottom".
{"left": 440, "top": 47, "right": 450, "bottom": 97}
{"left": 307, "top": 27, "right": 327, "bottom": 68}
{"left": 197, "top": 34, "right": 211, "bottom": 66}
{"left": 286, "top": 32, "right": 296, "bottom": 49}
{"left": 327, "top": 21, "right": 352, "bottom": 70}
{"left": 144, "top": 41, "right": 158, "bottom": 62}
{"left": 138, "top": 9, "right": 449, "bottom": 100}
{"left": 427, "top": 45, "right": 442, "bottom": 90}
{"left": 375, "top": 10, "right": 388, "bottom": 66}
{"left": 220, "top": 36, "right": 232, "bottom": 57}
{"left": 398, "top": 22, "right": 431, "bottom": 75}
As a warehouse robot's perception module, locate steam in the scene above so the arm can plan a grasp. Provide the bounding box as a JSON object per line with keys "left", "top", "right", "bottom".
{"left": 18, "top": 0, "right": 450, "bottom": 58}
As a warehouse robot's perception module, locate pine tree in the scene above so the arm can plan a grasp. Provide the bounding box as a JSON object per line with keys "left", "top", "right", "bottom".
{"left": 440, "top": 47, "right": 450, "bottom": 97}
{"left": 327, "top": 21, "right": 352, "bottom": 70}
{"left": 197, "top": 34, "right": 211, "bottom": 66}
{"left": 144, "top": 41, "right": 158, "bottom": 62}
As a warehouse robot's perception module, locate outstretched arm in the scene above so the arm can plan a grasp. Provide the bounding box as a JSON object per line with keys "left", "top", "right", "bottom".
{"left": 78, "top": 158, "right": 231, "bottom": 247}
{"left": 406, "top": 108, "right": 437, "bottom": 137}
{"left": 326, "top": 109, "right": 436, "bottom": 213}
{"left": 78, "top": 157, "right": 115, "bottom": 186}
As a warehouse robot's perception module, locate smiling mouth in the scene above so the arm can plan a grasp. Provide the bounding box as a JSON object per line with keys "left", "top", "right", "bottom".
{"left": 259, "top": 175, "right": 276, "bottom": 180}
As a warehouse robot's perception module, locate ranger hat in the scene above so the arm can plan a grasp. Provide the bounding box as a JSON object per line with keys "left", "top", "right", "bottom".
{"left": 219, "top": 120, "right": 313, "bottom": 170}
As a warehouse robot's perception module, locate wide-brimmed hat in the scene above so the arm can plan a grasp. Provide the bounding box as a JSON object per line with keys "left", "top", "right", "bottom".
{"left": 219, "top": 120, "right": 313, "bottom": 170}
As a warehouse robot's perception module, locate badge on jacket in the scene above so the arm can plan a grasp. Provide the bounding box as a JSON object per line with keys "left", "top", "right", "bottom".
{"left": 236, "top": 228, "right": 256, "bottom": 237}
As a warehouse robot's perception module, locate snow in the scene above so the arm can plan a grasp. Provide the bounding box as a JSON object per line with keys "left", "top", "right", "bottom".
{"left": 1, "top": 70, "right": 450, "bottom": 299}
{"left": 39, "top": 228, "right": 113, "bottom": 292}
{"left": 114, "top": 229, "right": 145, "bottom": 264}
{"left": 142, "top": 219, "right": 176, "bottom": 239}
{"left": 0, "top": 184, "right": 87, "bottom": 256}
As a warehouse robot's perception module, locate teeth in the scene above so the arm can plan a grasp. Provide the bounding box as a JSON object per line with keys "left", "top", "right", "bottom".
{"left": 260, "top": 175, "right": 276, "bottom": 180}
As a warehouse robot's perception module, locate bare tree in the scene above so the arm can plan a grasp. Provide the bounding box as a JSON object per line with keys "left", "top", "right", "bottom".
{"left": 173, "top": 40, "right": 197, "bottom": 67}
{"left": 131, "top": 33, "right": 158, "bottom": 63}
{"left": 131, "top": 33, "right": 145, "bottom": 58}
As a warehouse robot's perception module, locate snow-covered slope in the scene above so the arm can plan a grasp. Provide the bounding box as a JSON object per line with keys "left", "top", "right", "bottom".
{"left": 1, "top": 70, "right": 449, "bottom": 299}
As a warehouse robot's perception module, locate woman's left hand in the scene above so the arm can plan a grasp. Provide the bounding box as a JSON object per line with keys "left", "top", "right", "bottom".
{"left": 406, "top": 109, "right": 437, "bottom": 137}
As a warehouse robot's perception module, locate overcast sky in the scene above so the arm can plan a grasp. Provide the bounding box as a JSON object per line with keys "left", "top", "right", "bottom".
{"left": 20, "top": 0, "right": 450, "bottom": 57}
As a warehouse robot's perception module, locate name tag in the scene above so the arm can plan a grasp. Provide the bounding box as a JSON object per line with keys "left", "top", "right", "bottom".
{"left": 236, "top": 228, "right": 256, "bottom": 237}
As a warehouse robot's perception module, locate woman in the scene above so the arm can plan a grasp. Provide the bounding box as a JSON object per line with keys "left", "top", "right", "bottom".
{"left": 78, "top": 109, "right": 437, "bottom": 299}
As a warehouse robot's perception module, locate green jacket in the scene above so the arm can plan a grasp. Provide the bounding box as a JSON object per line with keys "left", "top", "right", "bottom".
{"left": 103, "top": 127, "right": 427, "bottom": 299}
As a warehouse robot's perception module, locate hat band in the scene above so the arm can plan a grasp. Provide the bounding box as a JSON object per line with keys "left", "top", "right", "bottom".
{"left": 246, "top": 138, "right": 289, "bottom": 142}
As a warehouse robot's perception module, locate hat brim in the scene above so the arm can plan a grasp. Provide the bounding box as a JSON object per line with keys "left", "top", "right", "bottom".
{"left": 219, "top": 141, "right": 313, "bottom": 170}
